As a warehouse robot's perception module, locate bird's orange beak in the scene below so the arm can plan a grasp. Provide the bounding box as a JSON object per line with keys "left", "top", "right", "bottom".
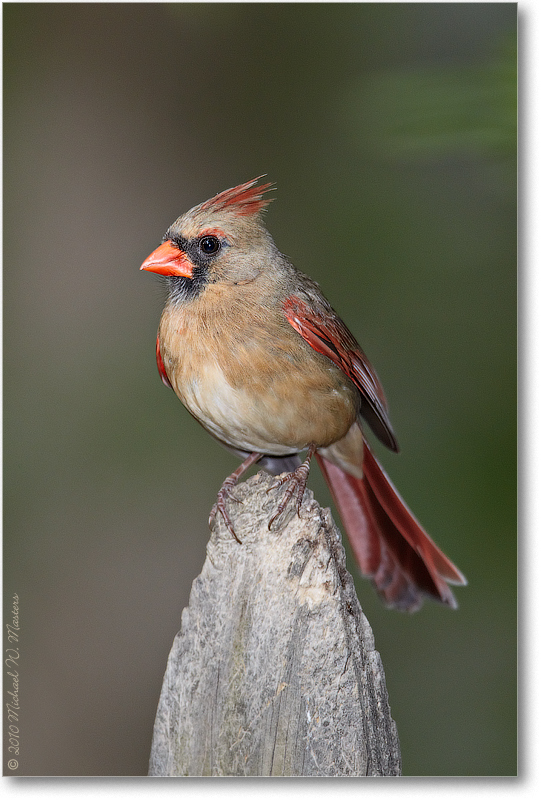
{"left": 140, "top": 240, "right": 194, "bottom": 277}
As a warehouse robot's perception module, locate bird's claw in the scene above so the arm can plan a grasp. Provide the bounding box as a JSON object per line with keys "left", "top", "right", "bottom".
{"left": 209, "top": 482, "right": 244, "bottom": 542}
{"left": 267, "top": 460, "right": 311, "bottom": 530}
{"left": 208, "top": 452, "right": 263, "bottom": 543}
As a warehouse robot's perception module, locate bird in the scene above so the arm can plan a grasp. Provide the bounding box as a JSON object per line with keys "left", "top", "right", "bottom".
{"left": 140, "top": 177, "right": 466, "bottom": 611}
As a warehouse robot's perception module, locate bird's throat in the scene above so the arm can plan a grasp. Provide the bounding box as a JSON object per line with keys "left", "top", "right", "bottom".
{"left": 167, "top": 268, "right": 208, "bottom": 303}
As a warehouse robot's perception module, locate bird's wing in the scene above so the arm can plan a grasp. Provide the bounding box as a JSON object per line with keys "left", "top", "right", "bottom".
{"left": 283, "top": 294, "right": 398, "bottom": 452}
{"left": 156, "top": 333, "right": 173, "bottom": 389}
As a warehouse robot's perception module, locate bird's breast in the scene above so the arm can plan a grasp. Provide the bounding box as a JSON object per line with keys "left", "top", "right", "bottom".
{"left": 158, "top": 295, "right": 358, "bottom": 455}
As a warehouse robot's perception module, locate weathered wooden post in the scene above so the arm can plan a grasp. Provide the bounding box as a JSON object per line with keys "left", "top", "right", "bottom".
{"left": 148, "top": 471, "right": 401, "bottom": 776}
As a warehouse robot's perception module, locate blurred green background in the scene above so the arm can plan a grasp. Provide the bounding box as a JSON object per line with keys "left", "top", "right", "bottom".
{"left": 3, "top": 3, "right": 516, "bottom": 777}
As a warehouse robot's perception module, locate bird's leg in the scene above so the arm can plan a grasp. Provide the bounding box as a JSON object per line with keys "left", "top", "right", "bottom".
{"left": 268, "top": 444, "right": 317, "bottom": 529}
{"left": 209, "top": 451, "right": 263, "bottom": 542}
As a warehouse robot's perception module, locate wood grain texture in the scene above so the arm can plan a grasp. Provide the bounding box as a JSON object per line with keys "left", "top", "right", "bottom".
{"left": 148, "top": 471, "right": 401, "bottom": 776}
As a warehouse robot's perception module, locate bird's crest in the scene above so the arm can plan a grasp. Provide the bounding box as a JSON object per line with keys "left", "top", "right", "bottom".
{"left": 199, "top": 177, "right": 275, "bottom": 217}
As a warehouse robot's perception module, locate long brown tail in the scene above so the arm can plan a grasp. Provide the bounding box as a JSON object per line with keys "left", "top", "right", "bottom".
{"left": 316, "top": 441, "right": 466, "bottom": 611}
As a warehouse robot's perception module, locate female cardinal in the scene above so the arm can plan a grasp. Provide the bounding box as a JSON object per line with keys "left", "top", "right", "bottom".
{"left": 141, "top": 177, "right": 466, "bottom": 611}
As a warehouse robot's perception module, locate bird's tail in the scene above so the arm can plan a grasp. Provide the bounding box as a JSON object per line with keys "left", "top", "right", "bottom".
{"left": 316, "top": 440, "right": 466, "bottom": 611}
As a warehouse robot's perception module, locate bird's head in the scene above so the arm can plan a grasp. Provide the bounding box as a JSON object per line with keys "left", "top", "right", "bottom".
{"left": 140, "top": 177, "right": 278, "bottom": 300}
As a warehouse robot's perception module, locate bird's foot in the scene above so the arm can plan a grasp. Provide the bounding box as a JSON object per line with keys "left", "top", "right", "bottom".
{"left": 267, "top": 445, "right": 316, "bottom": 529}
{"left": 209, "top": 452, "right": 262, "bottom": 542}
{"left": 209, "top": 480, "right": 244, "bottom": 543}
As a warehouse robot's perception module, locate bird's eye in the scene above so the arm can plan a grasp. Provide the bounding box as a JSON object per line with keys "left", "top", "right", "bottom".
{"left": 199, "top": 236, "right": 220, "bottom": 255}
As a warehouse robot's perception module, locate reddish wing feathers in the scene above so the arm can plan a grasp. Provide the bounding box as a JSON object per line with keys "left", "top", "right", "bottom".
{"left": 283, "top": 295, "right": 399, "bottom": 452}
{"left": 156, "top": 333, "right": 172, "bottom": 389}
{"left": 200, "top": 177, "right": 274, "bottom": 217}
{"left": 283, "top": 295, "right": 465, "bottom": 609}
